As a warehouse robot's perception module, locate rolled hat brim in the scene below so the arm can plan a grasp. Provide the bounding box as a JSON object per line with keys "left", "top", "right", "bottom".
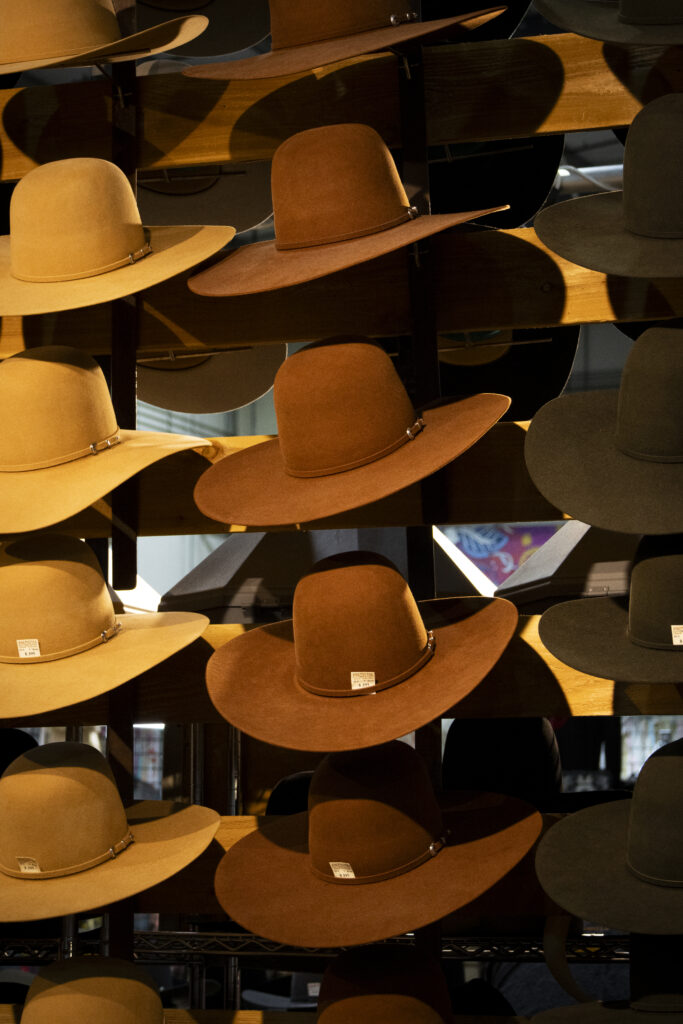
{"left": 524, "top": 390, "right": 683, "bottom": 534}
{"left": 0, "top": 15, "right": 209, "bottom": 75}
{"left": 533, "top": 0, "right": 683, "bottom": 44}
{"left": 0, "top": 223, "right": 234, "bottom": 316}
{"left": 534, "top": 193, "right": 683, "bottom": 278}
{"left": 0, "top": 430, "right": 211, "bottom": 534}
{"left": 187, "top": 207, "right": 506, "bottom": 296}
{"left": 194, "top": 394, "right": 510, "bottom": 526}
{"left": 206, "top": 597, "right": 518, "bottom": 751}
{"left": 535, "top": 799, "right": 681, "bottom": 933}
{"left": 0, "top": 799, "right": 219, "bottom": 921}
{"left": 183, "top": 9, "right": 505, "bottom": 80}
{"left": 214, "top": 792, "right": 541, "bottom": 947}
{"left": 0, "top": 611, "right": 209, "bottom": 718}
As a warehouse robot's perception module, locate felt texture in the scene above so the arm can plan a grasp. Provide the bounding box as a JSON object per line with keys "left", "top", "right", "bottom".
{"left": 184, "top": 4, "right": 504, "bottom": 80}
{"left": 188, "top": 124, "right": 506, "bottom": 296}
{"left": 1, "top": 158, "right": 233, "bottom": 315}
{"left": 0, "top": 0, "right": 207, "bottom": 73}
{"left": 214, "top": 740, "right": 541, "bottom": 946}
{"left": 524, "top": 328, "right": 683, "bottom": 534}
{"left": 535, "top": 738, "right": 683, "bottom": 933}
{"left": 534, "top": 0, "right": 683, "bottom": 44}
{"left": 0, "top": 346, "right": 211, "bottom": 534}
{"left": 22, "top": 958, "right": 163, "bottom": 1024}
{"left": 194, "top": 339, "right": 509, "bottom": 525}
{"left": 534, "top": 96, "right": 683, "bottom": 277}
{"left": 535, "top": 1004, "right": 683, "bottom": 1024}
{"left": 0, "top": 535, "right": 207, "bottom": 716}
{"left": 0, "top": 742, "right": 218, "bottom": 921}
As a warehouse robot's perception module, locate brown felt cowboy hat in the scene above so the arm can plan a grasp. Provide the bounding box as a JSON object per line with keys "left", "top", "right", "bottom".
{"left": 0, "top": 345, "right": 212, "bottom": 534}
{"left": 524, "top": 328, "right": 683, "bottom": 534}
{"left": 183, "top": 0, "right": 505, "bottom": 80}
{"left": 0, "top": 0, "right": 208, "bottom": 74}
{"left": 534, "top": 95, "right": 683, "bottom": 278}
{"left": 533, "top": 0, "right": 683, "bottom": 45}
{"left": 206, "top": 553, "right": 518, "bottom": 751}
{"left": 188, "top": 123, "right": 507, "bottom": 296}
{"left": 193, "top": 338, "right": 509, "bottom": 526}
{"left": 535, "top": 737, "right": 683, "bottom": 934}
{"left": 539, "top": 535, "right": 683, "bottom": 684}
{"left": 214, "top": 740, "right": 542, "bottom": 946}
{"left": 0, "top": 158, "right": 233, "bottom": 316}
{"left": 0, "top": 534, "right": 208, "bottom": 718}
{"left": 0, "top": 741, "right": 219, "bottom": 921}
{"left": 21, "top": 958, "right": 164, "bottom": 1024}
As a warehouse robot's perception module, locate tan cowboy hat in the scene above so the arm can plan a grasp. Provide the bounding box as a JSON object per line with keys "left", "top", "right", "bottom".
{"left": 0, "top": 534, "right": 208, "bottom": 718}
{"left": 0, "top": 157, "right": 234, "bottom": 316}
{"left": 193, "top": 338, "right": 510, "bottom": 526}
{"left": 0, "top": 740, "right": 219, "bottom": 921}
{"left": 206, "top": 554, "right": 518, "bottom": 751}
{"left": 0, "top": 0, "right": 208, "bottom": 74}
{"left": 184, "top": 0, "right": 504, "bottom": 80}
{"left": 188, "top": 123, "right": 507, "bottom": 296}
{"left": 22, "top": 958, "right": 164, "bottom": 1024}
{"left": 534, "top": 0, "right": 683, "bottom": 45}
{"left": 534, "top": 95, "right": 683, "bottom": 278}
{"left": 0, "top": 345, "right": 212, "bottom": 534}
{"left": 215, "top": 740, "right": 541, "bottom": 946}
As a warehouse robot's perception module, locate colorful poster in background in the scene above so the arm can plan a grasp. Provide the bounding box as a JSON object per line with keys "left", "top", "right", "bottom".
{"left": 446, "top": 523, "right": 563, "bottom": 588}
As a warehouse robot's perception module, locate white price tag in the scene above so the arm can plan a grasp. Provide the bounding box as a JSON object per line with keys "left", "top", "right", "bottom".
{"left": 16, "top": 857, "right": 41, "bottom": 874}
{"left": 329, "top": 861, "right": 355, "bottom": 879}
{"left": 671, "top": 625, "right": 683, "bottom": 646}
{"left": 350, "top": 671, "right": 375, "bottom": 690}
{"left": 16, "top": 639, "right": 40, "bottom": 658}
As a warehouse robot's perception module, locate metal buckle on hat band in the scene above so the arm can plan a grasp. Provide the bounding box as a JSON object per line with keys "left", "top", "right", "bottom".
{"left": 90, "top": 434, "right": 121, "bottom": 456}
{"left": 108, "top": 831, "right": 135, "bottom": 860}
{"left": 101, "top": 623, "right": 122, "bottom": 644}
{"left": 390, "top": 11, "right": 418, "bottom": 24}
{"left": 128, "top": 242, "right": 153, "bottom": 265}
{"left": 406, "top": 417, "right": 425, "bottom": 440}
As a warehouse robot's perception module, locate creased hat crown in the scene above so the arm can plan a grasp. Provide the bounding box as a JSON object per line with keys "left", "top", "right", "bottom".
{"left": 269, "top": 0, "right": 419, "bottom": 50}
{"left": 22, "top": 958, "right": 163, "bottom": 1024}
{"left": 627, "top": 535, "right": 683, "bottom": 651}
{"left": 626, "top": 737, "right": 683, "bottom": 887}
{"left": 615, "top": 328, "right": 683, "bottom": 461}
{"left": 1, "top": 0, "right": 121, "bottom": 64}
{"left": 623, "top": 95, "right": 683, "bottom": 240}
{"left": 619, "top": 0, "right": 683, "bottom": 25}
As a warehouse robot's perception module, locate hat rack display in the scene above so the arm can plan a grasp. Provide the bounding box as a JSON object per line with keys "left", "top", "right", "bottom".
{"left": 2, "top": 0, "right": 683, "bottom": 1018}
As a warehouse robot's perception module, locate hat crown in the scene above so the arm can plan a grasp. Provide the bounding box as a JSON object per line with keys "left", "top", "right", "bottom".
{"left": 627, "top": 737, "right": 683, "bottom": 886}
{"left": 308, "top": 742, "right": 443, "bottom": 882}
{"left": 1, "top": 0, "right": 121, "bottom": 63}
{"left": 0, "top": 742, "right": 130, "bottom": 879}
{"left": 0, "top": 346, "right": 119, "bottom": 472}
{"left": 272, "top": 124, "right": 414, "bottom": 250}
{"left": 275, "top": 340, "right": 418, "bottom": 478}
{"left": 615, "top": 329, "right": 683, "bottom": 462}
{"left": 23, "top": 959, "right": 163, "bottom": 1024}
{"left": 293, "top": 558, "right": 432, "bottom": 696}
{"left": 619, "top": 0, "right": 683, "bottom": 25}
{"left": 623, "top": 95, "right": 683, "bottom": 240}
{"left": 269, "top": 0, "right": 418, "bottom": 50}
{"left": 0, "top": 535, "right": 117, "bottom": 665}
{"left": 627, "top": 536, "right": 683, "bottom": 651}
{"left": 10, "top": 159, "right": 147, "bottom": 283}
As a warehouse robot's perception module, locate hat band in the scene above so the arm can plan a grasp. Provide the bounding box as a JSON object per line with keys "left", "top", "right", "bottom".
{"left": 626, "top": 856, "right": 683, "bottom": 887}
{"left": 616, "top": 440, "right": 683, "bottom": 464}
{"left": 0, "top": 429, "right": 121, "bottom": 472}
{"left": 11, "top": 241, "right": 153, "bottom": 283}
{"left": 275, "top": 206, "right": 419, "bottom": 252}
{"left": 298, "top": 630, "right": 435, "bottom": 697}
{"left": 0, "top": 830, "right": 134, "bottom": 880}
{"left": 285, "top": 417, "right": 425, "bottom": 479}
{"left": 0, "top": 622, "right": 122, "bottom": 664}
{"left": 626, "top": 628, "right": 683, "bottom": 652}
{"left": 271, "top": 11, "right": 418, "bottom": 50}
{"left": 311, "top": 833, "right": 447, "bottom": 886}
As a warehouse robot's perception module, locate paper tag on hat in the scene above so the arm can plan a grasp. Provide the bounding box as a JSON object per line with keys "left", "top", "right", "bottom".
{"left": 671, "top": 625, "right": 683, "bottom": 646}
{"left": 16, "top": 639, "right": 40, "bottom": 658}
{"left": 329, "top": 861, "right": 355, "bottom": 879}
{"left": 350, "top": 671, "right": 375, "bottom": 690}
{"left": 307, "top": 983, "right": 320, "bottom": 998}
{"left": 16, "top": 857, "right": 41, "bottom": 874}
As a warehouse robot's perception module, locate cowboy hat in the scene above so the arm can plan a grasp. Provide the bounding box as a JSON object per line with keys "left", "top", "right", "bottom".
{"left": 0, "top": 345, "right": 212, "bottom": 534}
{"left": 533, "top": 95, "right": 683, "bottom": 278}
{"left": 0, "top": 534, "right": 208, "bottom": 717}
{"left": 0, "top": 157, "right": 234, "bottom": 316}
{"left": 534, "top": 0, "right": 683, "bottom": 45}
{"left": 183, "top": 0, "right": 505, "bottom": 80}
{"left": 193, "top": 338, "right": 509, "bottom": 526}
{"left": 524, "top": 327, "right": 683, "bottom": 534}
{"left": 137, "top": 0, "right": 269, "bottom": 58}
{"left": 0, "top": 740, "right": 219, "bottom": 921}
{"left": 206, "top": 553, "right": 518, "bottom": 751}
{"left": 187, "top": 123, "right": 507, "bottom": 296}
{"left": 214, "top": 739, "right": 542, "bottom": 946}
{"left": 0, "top": 0, "right": 207, "bottom": 75}
{"left": 21, "top": 958, "right": 163, "bottom": 1024}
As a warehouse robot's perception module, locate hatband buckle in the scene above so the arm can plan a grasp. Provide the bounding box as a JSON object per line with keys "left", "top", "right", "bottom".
{"left": 108, "top": 832, "right": 135, "bottom": 860}
{"left": 128, "top": 242, "right": 153, "bottom": 265}
{"left": 101, "top": 623, "right": 122, "bottom": 644}
{"left": 89, "top": 434, "right": 121, "bottom": 456}
{"left": 406, "top": 417, "right": 425, "bottom": 440}
{"left": 390, "top": 11, "right": 418, "bottom": 25}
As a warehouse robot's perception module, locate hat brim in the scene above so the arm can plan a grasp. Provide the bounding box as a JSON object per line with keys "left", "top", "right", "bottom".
{"left": 0, "top": 430, "right": 211, "bottom": 534}
{"left": 214, "top": 792, "right": 541, "bottom": 946}
{"left": 183, "top": 9, "right": 505, "bottom": 80}
{"left": 0, "top": 611, "right": 208, "bottom": 718}
{"left": 136, "top": 344, "right": 287, "bottom": 413}
{"left": 533, "top": 0, "right": 683, "bottom": 44}
{"left": 534, "top": 193, "right": 683, "bottom": 278}
{"left": 535, "top": 799, "right": 681, "bottom": 933}
{"left": 0, "top": 15, "right": 208, "bottom": 75}
{"left": 534, "top": 1003, "right": 683, "bottom": 1024}
{"left": 319, "top": 995, "right": 449, "bottom": 1024}
{"left": 187, "top": 207, "right": 506, "bottom": 296}
{"left": 206, "top": 597, "right": 518, "bottom": 752}
{"left": 0, "top": 799, "right": 219, "bottom": 921}
{"left": 194, "top": 394, "right": 510, "bottom": 526}
{"left": 0, "top": 223, "right": 234, "bottom": 316}
{"left": 524, "top": 390, "right": 683, "bottom": 534}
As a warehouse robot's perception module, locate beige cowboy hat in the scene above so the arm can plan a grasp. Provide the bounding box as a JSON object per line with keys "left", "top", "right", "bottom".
{"left": 21, "top": 958, "right": 165, "bottom": 1024}
{"left": 0, "top": 534, "right": 208, "bottom": 718}
{"left": 0, "top": 0, "right": 208, "bottom": 75}
{"left": 0, "top": 741, "right": 219, "bottom": 921}
{"left": 534, "top": 0, "right": 683, "bottom": 45}
{"left": 0, "top": 157, "right": 234, "bottom": 316}
{"left": 0, "top": 345, "right": 212, "bottom": 534}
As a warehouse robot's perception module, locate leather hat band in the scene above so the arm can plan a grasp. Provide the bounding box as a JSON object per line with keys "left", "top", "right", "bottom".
{"left": 12, "top": 242, "right": 153, "bottom": 283}
{"left": 0, "top": 430, "right": 121, "bottom": 472}
{"left": 298, "top": 630, "right": 435, "bottom": 697}
{"left": 0, "top": 831, "right": 135, "bottom": 879}
{"left": 0, "top": 622, "right": 122, "bottom": 664}
{"left": 275, "top": 206, "right": 419, "bottom": 252}
{"left": 285, "top": 417, "right": 425, "bottom": 479}
{"left": 311, "top": 833, "right": 448, "bottom": 885}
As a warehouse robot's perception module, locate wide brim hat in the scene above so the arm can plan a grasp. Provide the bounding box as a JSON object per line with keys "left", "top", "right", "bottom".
{"left": 21, "top": 958, "right": 165, "bottom": 1024}
{"left": 533, "top": 0, "right": 683, "bottom": 44}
